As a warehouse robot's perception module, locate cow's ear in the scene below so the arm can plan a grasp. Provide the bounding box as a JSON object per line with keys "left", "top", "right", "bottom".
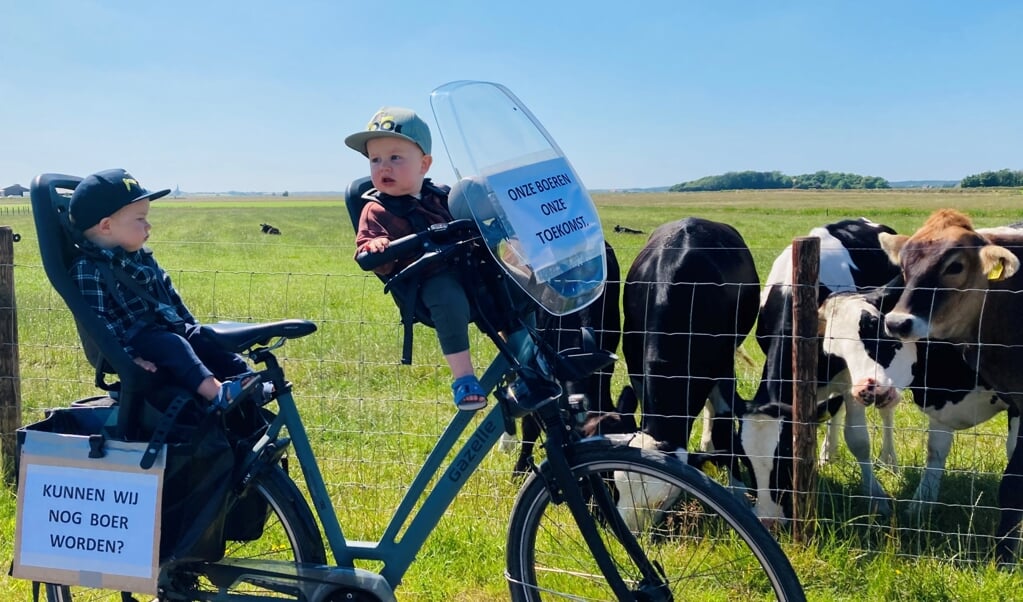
{"left": 980, "top": 245, "right": 1020, "bottom": 281}
{"left": 816, "top": 308, "right": 828, "bottom": 336}
{"left": 878, "top": 232, "right": 909, "bottom": 265}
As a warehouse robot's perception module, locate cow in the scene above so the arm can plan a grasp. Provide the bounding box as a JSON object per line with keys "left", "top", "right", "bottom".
{"left": 745, "top": 218, "right": 902, "bottom": 522}
{"left": 510, "top": 241, "right": 622, "bottom": 476}
{"left": 614, "top": 225, "right": 644, "bottom": 234}
{"left": 830, "top": 292, "right": 1019, "bottom": 514}
{"left": 261, "top": 223, "right": 282, "bottom": 235}
{"left": 617, "top": 218, "right": 760, "bottom": 471}
{"left": 880, "top": 208, "right": 1023, "bottom": 563}
{"left": 749, "top": 289, "right": 1018, "bottom": 524}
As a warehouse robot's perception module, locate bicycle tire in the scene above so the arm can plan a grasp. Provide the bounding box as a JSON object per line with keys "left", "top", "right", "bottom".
{"left": 506, "top": 442, "right": 805, "bottom": 601}
{"left": 45, "top": 465, "right": 326, "bottom": 601}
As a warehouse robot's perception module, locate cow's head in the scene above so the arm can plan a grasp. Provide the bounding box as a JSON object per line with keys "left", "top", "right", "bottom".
{"left": 740, "top": 395, "right": 845, "bottom": 526}
{"left": 880, "top": 209, "right": 1019, "bottom": 342}
{"left": 818, "top": 292, "right": 915, "bottom": 408}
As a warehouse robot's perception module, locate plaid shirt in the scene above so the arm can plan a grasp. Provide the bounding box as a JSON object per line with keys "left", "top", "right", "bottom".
{"left": 69, "top": 241, "right": 195, "bottom": 357}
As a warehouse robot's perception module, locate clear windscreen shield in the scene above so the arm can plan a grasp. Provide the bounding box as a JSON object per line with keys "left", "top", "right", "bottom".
{"left": 431, "top": 81, "right": 606, "bottom": 316}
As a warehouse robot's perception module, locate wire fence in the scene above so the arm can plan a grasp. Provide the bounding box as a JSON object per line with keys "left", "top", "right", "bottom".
{"left": 1, "top": 226, "right": 1016, "bottom": 566}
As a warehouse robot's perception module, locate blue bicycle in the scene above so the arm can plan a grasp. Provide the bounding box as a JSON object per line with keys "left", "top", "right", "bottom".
{"left": 28, "top": 190, "right": 804, "bottom": 600}
{"left": 27, "top": 79, "right": 804, "bottom": 600}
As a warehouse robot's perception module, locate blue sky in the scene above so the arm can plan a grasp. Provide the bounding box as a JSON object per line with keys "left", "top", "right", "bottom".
{"left": 2, "top": 1, "right": 1020, "bottom": 192}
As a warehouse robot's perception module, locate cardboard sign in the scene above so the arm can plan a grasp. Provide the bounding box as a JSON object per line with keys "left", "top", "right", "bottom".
{"left": 14, "top": 429, "right": 163, "bottom": 594}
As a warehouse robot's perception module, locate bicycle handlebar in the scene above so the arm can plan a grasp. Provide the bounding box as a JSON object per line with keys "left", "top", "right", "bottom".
{"left": 355, "top": 219, "right": 480, "bottom": 271}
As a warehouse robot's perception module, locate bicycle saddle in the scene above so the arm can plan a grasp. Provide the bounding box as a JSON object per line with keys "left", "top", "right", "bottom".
{"left": 201, "top": 319, "right": 318, "bottom": 353}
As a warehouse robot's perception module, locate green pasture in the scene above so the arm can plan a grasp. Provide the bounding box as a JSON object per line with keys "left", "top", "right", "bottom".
{"left": 3, "top": 189, "right": 1023, "bottom": 600}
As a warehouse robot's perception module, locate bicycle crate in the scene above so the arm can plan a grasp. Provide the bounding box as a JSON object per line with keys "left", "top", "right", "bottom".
{"left": 13, "top": 399, "right": 163, "bottom": 594}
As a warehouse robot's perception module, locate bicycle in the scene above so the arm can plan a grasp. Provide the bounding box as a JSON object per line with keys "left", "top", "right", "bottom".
{"left": 27, "top": 77, "right": 804, "bottom": 600}
{"left": 29, "top": 201, "right": 805, "bottom": 600}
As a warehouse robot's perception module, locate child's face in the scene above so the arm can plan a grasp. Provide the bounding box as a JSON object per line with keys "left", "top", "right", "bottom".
{"left": 366, "top": 137, "right": 432, "bottom": 197}
{"left": 90, "top": 200, "right": 152, "bottom": 251}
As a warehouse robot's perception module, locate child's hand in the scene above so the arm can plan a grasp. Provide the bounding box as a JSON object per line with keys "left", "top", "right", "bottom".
{"left": 362, "top": 238, "right": 391, "bottom": 253}
{"left": 133, "top": 357, "right": 158, "bottom": 372}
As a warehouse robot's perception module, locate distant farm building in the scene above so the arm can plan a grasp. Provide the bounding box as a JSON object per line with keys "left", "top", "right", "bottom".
{"left": 2, "top": 184, "right": 28, "bottom": 197}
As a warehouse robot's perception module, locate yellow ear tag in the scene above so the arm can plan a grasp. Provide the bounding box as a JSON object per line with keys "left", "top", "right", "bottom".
{"left": 988, "top": 262, "right": 1004, "bottom": 280}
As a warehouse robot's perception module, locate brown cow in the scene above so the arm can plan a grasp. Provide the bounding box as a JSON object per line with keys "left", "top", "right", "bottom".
{"left": 879, "top": 208, "right": 1023, "bottom": 564}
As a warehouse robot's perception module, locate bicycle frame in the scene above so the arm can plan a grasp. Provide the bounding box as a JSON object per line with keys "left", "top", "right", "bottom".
{"left": 172, "top": 223, "right": 638, "bottom": 599}
{"left": 203, "top": 306, "right": 640, "bottom": 602}
{"left": 224, "top": 327, "right": 526, "bottom": 599}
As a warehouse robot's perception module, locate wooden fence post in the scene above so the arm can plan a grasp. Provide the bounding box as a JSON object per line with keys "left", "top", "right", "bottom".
{"left": 0, "top": 226, "right": 21, "bottom": 484}
{"left": 790, "top": 236, "right": 819, "bottom": 542}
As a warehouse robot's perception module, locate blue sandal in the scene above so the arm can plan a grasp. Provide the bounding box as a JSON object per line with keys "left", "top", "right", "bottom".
{"left": 213, "top": 374, "right": 262, "bottom": 411}
{"left": 452, "top": 375, "right": 487, "bottom": 411}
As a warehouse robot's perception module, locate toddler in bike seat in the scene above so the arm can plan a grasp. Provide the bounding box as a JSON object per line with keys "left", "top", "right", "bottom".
{"left": 68, "top": 168, "right": 263, "bottom": 409}
{"left": 345, "top": 107, "right": 487, "bottom": 411}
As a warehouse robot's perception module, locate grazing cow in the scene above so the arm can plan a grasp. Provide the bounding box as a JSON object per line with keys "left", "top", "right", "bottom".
{"left": 743, "top": 286, "right": 916, "bottom": 523}
{"left": 880, "top": 209, "right": 1023, "bottom": 563}
{"left": 614, "top": 225, "right": 644, "bottom": 234}
{"left": 261, "top": 223, "right": 282, "bottom": 235}
{"left": 745, "top": 218, "right": 902, "bottom": 521}
{"left": 619, "top": 218, "right": 759, "bottom": 466}
{"left": 511, "top": 241, "right": 622, "bottom": 475}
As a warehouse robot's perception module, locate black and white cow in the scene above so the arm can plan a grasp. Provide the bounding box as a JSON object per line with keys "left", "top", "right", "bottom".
{"left": 742, "top": 286, "right": 916, "bottom": 523}
{"left": 744, "top": 218, "right": 902, "bottom": 521}
{"left": 508, "top": 242, "right": 621, "bottom": 476}
{"left": 574, "top": 219, "right": 758, "bottom": 528}
{"left": 618, "top": 218, "right": 760, "bottom": 466}
{"left": 748, "top": 284, "right": 1018, "bottom": 524}
{"left": 746, "top": 289, "right": 1019, "bottom": 523}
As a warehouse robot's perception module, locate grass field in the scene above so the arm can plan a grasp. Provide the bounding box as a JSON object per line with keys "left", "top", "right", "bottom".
{"left": 2, "top": 188, "right": 1023, "bottom": 600}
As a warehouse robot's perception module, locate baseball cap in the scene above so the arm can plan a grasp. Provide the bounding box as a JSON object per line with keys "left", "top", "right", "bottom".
{"left": 344, "top": 106, "right": 432, "bottom": 157}
{"left": 69, "top": 168, "right": 171, "bottom": 231}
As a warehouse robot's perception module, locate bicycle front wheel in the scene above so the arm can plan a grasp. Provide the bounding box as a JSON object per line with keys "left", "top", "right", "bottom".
{"left": 45, "top": 464, "right": 326, "bottom": 601}
{"left": 506, "top": 442, "right": 804, "bottom": 601}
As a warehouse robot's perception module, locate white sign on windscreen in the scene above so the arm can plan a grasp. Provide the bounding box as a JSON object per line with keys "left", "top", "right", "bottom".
{"left": 486, "top": 156, "right": 601, "bottom": 283}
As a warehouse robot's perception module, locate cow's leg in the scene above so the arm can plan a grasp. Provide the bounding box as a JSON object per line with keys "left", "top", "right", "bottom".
{"left": 843, "top": 400, "right": 891, "bottom": 516}
{"left": 878, "top": 404, "right": 898, "bottom": 468}
{"left": 638, "top": 363, "right": 697, "bottom": 454}
{"left": 703, "top": 379, "right": 741, "bottom": 452}
{"left": 996, "top": 426, "right": 1023, "bottom": 565}
{"left": 697, "top": 399, "right": 723, "bottom": 484}
{"left": 702, "top": 381, "right": 748, "bottom": 494}
{"left": 907, "top": 420, "right": 955, "bottom": 517}
{"left": 1008, "top": 408, "right": 1020, "bottom": 461}
{"left": 819, "top": 402, "right": 844, "bottom": 466}
{"left": 700, "top": 400, "right": 715, "bottom": 452}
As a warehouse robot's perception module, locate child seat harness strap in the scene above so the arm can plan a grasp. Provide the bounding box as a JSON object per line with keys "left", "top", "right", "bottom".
{"left": 89, "top": 251, "right": 187, "bottom": 389}
{"left": 369, "top": 181, "right": 452, "bottom": 365}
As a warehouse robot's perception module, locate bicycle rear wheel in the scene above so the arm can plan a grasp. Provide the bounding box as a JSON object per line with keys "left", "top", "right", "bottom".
{"left": 45, "top": 465, "right": 325, "bottom": 601}
{"left": 506, "top": 442, "right": 805, "bottom": 601}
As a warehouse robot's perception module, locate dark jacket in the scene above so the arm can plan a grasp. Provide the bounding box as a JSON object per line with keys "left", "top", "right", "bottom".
{"left": 354, "top": 180, "right": 451, "bottom": 276}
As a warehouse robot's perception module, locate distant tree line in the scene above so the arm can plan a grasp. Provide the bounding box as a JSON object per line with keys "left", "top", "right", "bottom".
{"left": 670, "top": 170, "right": 890, "bottom": 192}
{"left": 960, "top": 169, "right": 1023, "bottom": 188}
